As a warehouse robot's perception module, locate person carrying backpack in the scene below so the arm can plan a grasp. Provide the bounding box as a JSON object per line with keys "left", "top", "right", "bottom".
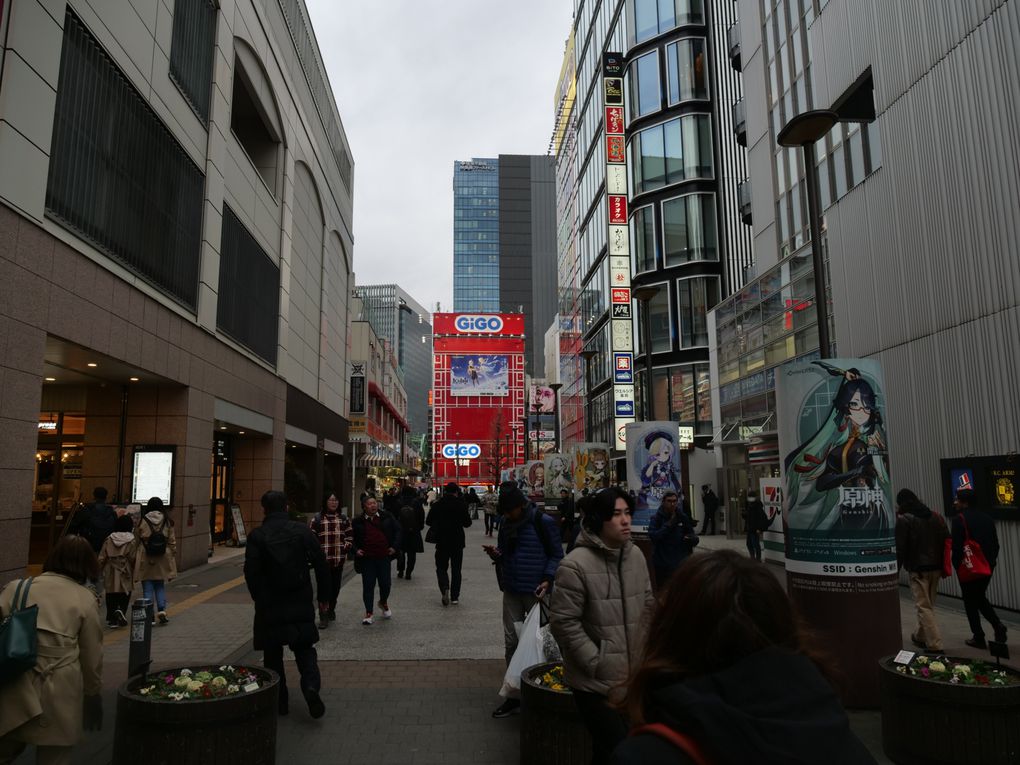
{"left": 425, "top": 482, "right": 472, "bottom": 606}
{"left": 67, "top": 486, "right": 117, "bottom": 554}
{"left": 244, "top": 490, "right": 330, "bottom": 719}
{"left": 395, "top": 485, "right": 425, "bottom": 581}
{"left": 133, "top": 496, "right": 177, "bottom": 625}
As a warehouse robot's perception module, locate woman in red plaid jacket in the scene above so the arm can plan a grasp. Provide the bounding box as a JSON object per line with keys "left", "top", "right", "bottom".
{"left": 310, "top": 493, "right": 354, "bottom": 628}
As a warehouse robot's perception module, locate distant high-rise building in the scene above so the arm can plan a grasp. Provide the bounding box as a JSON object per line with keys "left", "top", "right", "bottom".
{"left": 452, "top": 155, "right": 558, "bottom": 378}
{"left": 355, "top": 284, "right": 432, "bottom": 437}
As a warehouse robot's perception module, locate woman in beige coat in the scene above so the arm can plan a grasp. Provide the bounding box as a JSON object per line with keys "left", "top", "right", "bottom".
{"left": 549, "top": 487, "right": 654, "bottom": 765}
{"left": 97, "top": 514, "right": 137, "bottom": 627}
{"left": 133, "top": 496, "right": 177, "bottom": 625}
{"left": 0, "top": 536, "right": 103, "bottom": 765}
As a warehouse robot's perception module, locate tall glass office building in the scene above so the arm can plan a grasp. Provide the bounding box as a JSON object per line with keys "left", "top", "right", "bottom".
{"left": 453, "top": 158, "right": 500, "bottom": 312}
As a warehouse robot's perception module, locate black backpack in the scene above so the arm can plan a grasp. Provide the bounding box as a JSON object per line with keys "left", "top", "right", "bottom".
{"left": 399, "top": 504, "right": 419, "bottom": 531}
{"left": 143, "top": 517, "right": 168, "bottom": 557}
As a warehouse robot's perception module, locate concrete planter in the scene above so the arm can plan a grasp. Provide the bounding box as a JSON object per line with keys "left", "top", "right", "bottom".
{"left": 113, "top": 666, "right": 279, "bottom": 765}
{"left": 879, "top": 656, "right": 1020, "bottom": 764}
{"left": 520, "top": 662, "right": 592, "bottom": 765}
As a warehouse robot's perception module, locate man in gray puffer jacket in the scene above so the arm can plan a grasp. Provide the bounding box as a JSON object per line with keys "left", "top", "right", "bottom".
{"left": 549, "top": 487, "right": 654, "bottom": 765}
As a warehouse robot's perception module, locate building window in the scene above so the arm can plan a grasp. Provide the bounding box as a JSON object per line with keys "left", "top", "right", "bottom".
{"left": 662, "top": 193, "right": 717, "bottom": 265}
{"left": 630, "top": 114, "right": 713, "bottom": 195}
{"left": 677, "top": 277, "right": 719, "bottom": 348}
{"left": 638, "top": 284, "right": 672, "bottom": 353}
{"left": 628, "top": 0, "right": 705, "bottom": 46}
{"left": 169, "top": 0, "right": 217, "bottom": 122}
{"left": 631, "top": 205, "right": 657, "bottom": 274}
{"left": 231, "top": 55, "right": 282, "bottom": 195}
{"left": 627, "top": 50, "right": 661, "bottom": 120}
{"left": 46, "top": 9, "right": 204, "bottom": 310}
{"left": 217, "top": 206, "right": 280, "bottom": 364}
{"left": 665, "top": 38, "right": 708, "bottom": 104}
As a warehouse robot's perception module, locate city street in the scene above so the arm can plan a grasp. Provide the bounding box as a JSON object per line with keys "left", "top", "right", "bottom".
{"left": 14, "top": 521, "right": 1018, "bottom": 764}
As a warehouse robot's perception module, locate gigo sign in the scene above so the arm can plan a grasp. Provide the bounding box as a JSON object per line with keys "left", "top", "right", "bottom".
{"left": 441, "top": 443, "right": 482, "bottom": 459}
{"left": 454, "top": 315, "right": 504, "bottom": 333}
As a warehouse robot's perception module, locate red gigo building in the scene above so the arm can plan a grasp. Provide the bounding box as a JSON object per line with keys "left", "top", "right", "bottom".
{"left": 432, "top": 313, "right": 525, "bottom": 487}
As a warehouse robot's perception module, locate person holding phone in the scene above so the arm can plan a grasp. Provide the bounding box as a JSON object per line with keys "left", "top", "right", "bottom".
{"left": 486, "top": 482, "right": 563, "bottom": 718}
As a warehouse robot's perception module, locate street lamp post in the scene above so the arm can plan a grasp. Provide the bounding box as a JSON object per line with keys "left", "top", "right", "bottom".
{"left": 632, "top": 285, "right": 661, "bottom": 421}
{"left": 549, "top": 383, "right": 563, "bottom": 453}
{"left": 777, "top": 110, "right": 838, "bottom": 360}
{"left": 454, "top": 431, "right": 460, "bottom": 485}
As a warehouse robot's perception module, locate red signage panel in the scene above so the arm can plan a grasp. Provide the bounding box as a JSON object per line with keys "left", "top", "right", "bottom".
{"left": 611, "top": 288, "right": 631, "bottom": 304}
{"left": 605, "top": 107, "right": 624, "bottom": 135}
{"left": 433, "top": 312, "right": 525, "bottom": 336}
{"left": 608, "top": 195, "right": 628, "bottom": 224}
{"left": 607, "top": 135, "right": 625, "bottom": 164}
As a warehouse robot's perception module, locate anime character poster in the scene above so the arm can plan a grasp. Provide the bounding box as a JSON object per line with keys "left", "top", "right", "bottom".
{"left": 524, "top": 460, "right": 545, "bottom": 501}
{"left": 544, "top": 453, "right": 574, "bottom": 501}
{"left": 572, "top": 444, "right": 611, "bottom": 494}
{"left": 450, "top": 355, "right": 509, "bottom": 396}
{"left": 626, "top": 422, "right": 682, "bottom": 531}
{"left": 513, "top": 465, "right": 527, "bottom": 491}
{"left": 777, "top": 359, "right": 896, "bottom": 576}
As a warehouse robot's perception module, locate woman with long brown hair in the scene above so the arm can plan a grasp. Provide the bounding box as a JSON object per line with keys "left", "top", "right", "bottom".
{"left": 612, "top": 550, "right": 874, "bottom": 764}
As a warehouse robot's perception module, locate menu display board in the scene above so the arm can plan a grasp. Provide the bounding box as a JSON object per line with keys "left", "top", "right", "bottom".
{"left": 131, "top": 446, "right": 175, "bottom": 506}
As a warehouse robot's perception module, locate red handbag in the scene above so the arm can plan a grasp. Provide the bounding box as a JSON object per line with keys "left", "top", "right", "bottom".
{"left": 956, "top": 514, "right": 992, "bottom": 582}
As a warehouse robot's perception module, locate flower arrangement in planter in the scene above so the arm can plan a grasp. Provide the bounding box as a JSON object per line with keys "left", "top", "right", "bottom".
{"left": 132, "top": 665, "right": 264, "bottom": 701}
{"left": 534, "top": 664, "right": 569, "bottom": 693}
{"left": 894, "top": 654, "right": 1018, "bottom": 687}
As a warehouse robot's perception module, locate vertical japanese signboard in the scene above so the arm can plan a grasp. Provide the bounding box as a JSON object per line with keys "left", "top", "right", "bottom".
{"left": 603, "top": 52, "right": 633, "bottom": 451}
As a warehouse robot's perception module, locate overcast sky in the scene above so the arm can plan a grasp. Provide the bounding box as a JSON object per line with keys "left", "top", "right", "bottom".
{"left": 305, "top": 1, "right": 575, "bottom": 316}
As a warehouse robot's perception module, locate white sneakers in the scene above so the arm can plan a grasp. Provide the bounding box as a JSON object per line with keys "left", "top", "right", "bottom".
{"left": 362, "top": 614, "right": 373, "bottom": 625}
{"left": 381, "top": 604, "right": 393, "bottom": 619}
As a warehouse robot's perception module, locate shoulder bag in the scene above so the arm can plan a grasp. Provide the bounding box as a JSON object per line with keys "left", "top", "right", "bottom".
{"left": 0, "top": 578, "right": 39, "bottom": 686}
{"left": 956, "top": 514, "right": 992, "bottom": 582}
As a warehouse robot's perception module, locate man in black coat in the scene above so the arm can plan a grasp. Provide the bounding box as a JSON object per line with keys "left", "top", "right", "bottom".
{"left": 396, "top": 485, "right": 426, "bottom": 580}
{"left": 68, "top": 486, "right": 118, "bottom": 553}
{"left": 951, "top": 488, "right": 1007, "bottom": 648}
{"left": 244, "top": 490, "right": 330, "bottom": 718}
{"left": 426, "top": 482, "right": 472, "bottom": 606}
{"left": 699, "top": 485, "right": 720, "bottom": 536}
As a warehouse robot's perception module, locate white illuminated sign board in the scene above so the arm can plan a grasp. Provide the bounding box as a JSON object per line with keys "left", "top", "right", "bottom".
{"left": 131, "top": 447, "right": 174, "bottom": 505}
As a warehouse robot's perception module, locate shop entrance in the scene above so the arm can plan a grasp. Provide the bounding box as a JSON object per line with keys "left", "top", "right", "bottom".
{"left": 721, "top": 445, "right": 780, "bottom": 537}
{"left": 31, "top": 412, "right": 86, "bottom": 566}
{"left": 210, "top": 435, "right": 234, "bottom": 544}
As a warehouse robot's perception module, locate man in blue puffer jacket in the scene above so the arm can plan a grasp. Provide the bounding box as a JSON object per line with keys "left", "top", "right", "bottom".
{"left": 484, "top": 482, "right": 563, "bottom": 718}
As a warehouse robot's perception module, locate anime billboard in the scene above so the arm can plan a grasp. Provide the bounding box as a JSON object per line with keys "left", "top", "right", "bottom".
{"left": 544, "top": 453, "right": 573, "bottom": 500}
{"left": 450, "top": 355, "right": 509, "bottom": 397}
{"left": 573, "top": 444, "right": 611, "bottom": 494}
{"left": 625, "top": 422, "right": 682, "bottom": 530}
{"left": 523, "top": 460, "right": 545, "bottom": 501}
{"left": 777, "top": 359, "right": 896, "bottom": 576}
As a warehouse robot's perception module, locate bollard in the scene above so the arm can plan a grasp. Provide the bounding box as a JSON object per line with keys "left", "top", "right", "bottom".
{"left": 128, "top": 598, "right": 154, "bottom": 678}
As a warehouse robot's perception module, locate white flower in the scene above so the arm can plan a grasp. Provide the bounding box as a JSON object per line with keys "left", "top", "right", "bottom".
{"left": 953, "top": 664, "right": 972, "bottom": 676}
{"left": 929, "top": 661, "right": 947, "bottom": 673}
{"left": 219, "top": 665, "right": 234, "bottom": 672}
{"left": 179, "top": 668, "right": 193, "bottom": 677}
{"left": 211, "top": 676, "right": 228, "bottom": 688}
{"left": 168, "top": 692, "right": 186, "bottom": 701}
{"left": 227, "top": 685, "right": 240, "bottom": 694}
{"left": 915, "top": 656, "right": 929, "bottom": 665}
{"left": 949, "top": 676, "right": 959, "bottom": 684}
{"left": 139, "top": 687, "right": 152, "bottom": 695}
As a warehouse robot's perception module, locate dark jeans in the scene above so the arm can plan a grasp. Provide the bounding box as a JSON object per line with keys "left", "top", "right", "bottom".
{"left": 435, "top": 546, "right": 464, "bottom": 600}
{"left": 397, "top": 549, "right": 417, "bottom": 575}
{"left": 325, "top": 565, "right": 343, "bottom": 611}
{"left": 700, "top": 508, "right": 717, "bottom": 535}
{"left": 746, "top": 529, "right": 762, "bottom": 560}
{"left": 263, "top": 643, "right": 320, "bottom": 710}
{"left": 105, "top": 591, "right": 130, "bottom": 624}
{"left": 484, "top": 514, "right": 496, "bottom": 534}
{"left": 361, "top": 558, "right": 392, "bottom": 614}
{"left": 572, "top": 688, "right": 628, "bottom": 765}
{"left": 960, "top": 576, "right": 1004, "bottom": 639}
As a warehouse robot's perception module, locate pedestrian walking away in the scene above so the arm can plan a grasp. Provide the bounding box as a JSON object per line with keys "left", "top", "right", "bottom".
{"left": 466, "top": 487, "right": 482, "bottom": 520}
{"left": 244, "top": 490, "right": 330, "bottom": 719}
{"left": 895, "top": 488, "right": 950, "bottom": 651}
{"left": 613, "top": 550, "right": 876, "bottom": 765}
{"left": 67, "top": 486, "right": 117, "bottom": 555}
{"left": 647, "top": 491, "right": 698, "bottom": 590}
{"left": 558, "top": 489, "right": 577, "bottom": 541}
{"left": 396, "top": 483, "right": 425, "bottom": 580}
{"left": 426, "top": 482, "right": 473, "bottom": 605}
{"left": 743, "top": 491, "right": 768, "bottom": 561}
{"left": 309, "top": 492, "right": 353, "bottom": 628}
{"left": 482, "top": 487, "right": 499, "bottom": 536}
{"left": 351, "top": 496, "right": 401, "bottom": 625}
{"left": 699, "top": 485, "right": 720, "bottom": 536}
{"left": 133, "top": 496, "right": 177, "bottom": 625}
{"left": 549, "top": 488, "right": 654, "bottom": 765}
{"left": 97, "top": 514, "right": 137, "bottom": 627}
{"left": 486, "top": 481, "right": 563, "bottom": 718}
{"left": 950, "top": 488, "right": 1008, "bottom": 649}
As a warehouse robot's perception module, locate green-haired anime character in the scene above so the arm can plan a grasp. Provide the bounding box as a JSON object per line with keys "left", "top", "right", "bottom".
{"left": 783, "top": 362, "right": 892, "bottom": 531}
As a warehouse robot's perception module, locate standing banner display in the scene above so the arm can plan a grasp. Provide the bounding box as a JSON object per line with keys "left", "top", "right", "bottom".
{"left": 759, "top": 477, "right": 785, "bottom": 564}
{"left": 573, "top": 443, "right": 611, "bottom": 493}
{"left": 523, "top": 460, "right": 545, "bottom": 502}
{"left": 777, "top": 358, "right": 901, "bottom": 706}
{"left": 544, "top": 453, "right": 573, "bottom": 500}
{"left": 625, "top": 422, "right": 683, "bottom": 531}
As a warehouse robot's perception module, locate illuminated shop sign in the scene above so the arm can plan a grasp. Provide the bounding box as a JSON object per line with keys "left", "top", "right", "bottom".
{"left": 454, "top": 315, "right": 504, "bottom": 333}
{"left": 441, "top": 443, "right": 482, "bottom": 459}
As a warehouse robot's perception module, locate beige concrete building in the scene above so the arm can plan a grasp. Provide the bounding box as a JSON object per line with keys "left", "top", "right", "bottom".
{"left": 0, "top": 0, "right": 355, "bottom": 582}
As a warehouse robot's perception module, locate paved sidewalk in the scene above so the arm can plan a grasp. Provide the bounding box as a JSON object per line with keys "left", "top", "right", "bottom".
{"left": 13, "top": 524, "right": 1018, "bottom": 764}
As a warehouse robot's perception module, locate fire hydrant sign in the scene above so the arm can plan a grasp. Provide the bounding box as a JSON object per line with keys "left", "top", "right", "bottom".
{"left": 603, "top": 52, "right": 633, "bottom": 452}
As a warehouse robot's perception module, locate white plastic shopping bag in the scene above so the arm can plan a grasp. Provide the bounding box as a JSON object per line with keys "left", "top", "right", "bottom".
{"left": 499, "top": 603, "right": 545, "bottom": 699}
